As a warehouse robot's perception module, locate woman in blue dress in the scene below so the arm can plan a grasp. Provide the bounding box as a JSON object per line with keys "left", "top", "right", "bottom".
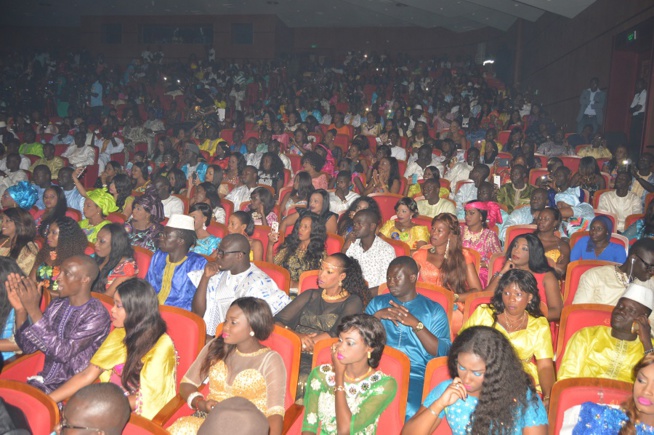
{"left": 189, "top": 203, "right": 221, "bottom": 257}
{"left": 570, "top": 215, "right": 627, "bottom": 263}
{"left": 402, "top": 326, "right": 548, "bottom": 435}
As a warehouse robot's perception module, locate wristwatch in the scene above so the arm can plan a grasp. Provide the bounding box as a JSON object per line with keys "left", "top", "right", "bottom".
{"left": 413, "top": 322, "right": 424, "bottom": 333}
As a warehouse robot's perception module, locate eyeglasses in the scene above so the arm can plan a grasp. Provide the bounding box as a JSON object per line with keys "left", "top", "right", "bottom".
{"left": 215, "top": 249, "right": 247, "bottom": 257}
{"left": 635, "top": 254, "right": 654, "bottom": 273}
{"left": 59, "top": 422, "right": 104, "bottom": 433}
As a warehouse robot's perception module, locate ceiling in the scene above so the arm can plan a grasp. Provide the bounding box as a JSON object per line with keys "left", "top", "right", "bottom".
{"left": 1, "top": 0, "right": 596, "bottom": 32}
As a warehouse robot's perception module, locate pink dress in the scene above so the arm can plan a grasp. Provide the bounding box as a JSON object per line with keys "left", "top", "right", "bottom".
{"left": 461, "top": 225, "right": 502, "bottom": 287}
{"left": 311, "top": 173, "right": 329, "bottom": 190}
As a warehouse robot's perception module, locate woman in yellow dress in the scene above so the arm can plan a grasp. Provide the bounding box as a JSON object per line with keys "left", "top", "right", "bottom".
{"left": 48, "top": 278, "right": 177, "bottom": 419}
{"left": 459, "top": 269, "right": 555, "bottom": 408}
{"left": 379, "top": 197, "right": 430, "bottom": 251}
{"left": 169, "top": 297, "right": 286, "bottom": 435}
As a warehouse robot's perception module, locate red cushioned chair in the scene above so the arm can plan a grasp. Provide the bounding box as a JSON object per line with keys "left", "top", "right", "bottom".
{"left": 625, "top": 213, "right": 644, "bottom": 230}
{"left": 569, "top": 231, "right": 628, "bottom": 255}
{"left": 125, "top": 414, "right": 170, "bottom": 434}
{"left": 159, "top": 305, "right": 206, "bottom": 386}
{"left": 461, "top": 290, "right": 496, "bottom": 325}
{"left": 422, "top": 357, "right": 453, "bottom": 435}
{"left": 325, "top": 233, "right": 344, "bottom": 255}
{"left": 0, "top": 380, "right": 59, "bottom": 434}
{"left": 65, "top": 207, "right": 82, "bottom": 222}
{"left": 503, "top": 225, "right": 537, "bottom": 252}
{"left": 79, "top": 163, "right": 99, "bottom": 189}
{"left": 285, "top": 154, "right": 302, "bottom": 174}
{"left": 107, "top": 212, "right": 127, "bottom": 224}
{"left": 207, "top": 222, "right": 227, "bottom": 240}
{"left": 251, "top": 225, "right": 272, "bottom": 259}
{"left": 378, "top": 235, "right": 411, "bottom": 257}
{"left": 254, "top": 260, "right": 291, "bottom": 295}
{"left": 133, "top": 246, "right": 154, "bottom": 280}
{"left": 561, "top": 156, "right": 582, "bottom": 174}
{"left": 528, "top": 168, "right": 549, "bottom": 186}
{"left": 221, "top": 199, "right": 234, "bottom": 223}
{"left": 370, "top": 193, "right": 404, "bottom": 223}
{"left": 298, "top": 270, "right": 319, "bottom": 294}
{"left": 562, "top": 260, "right": 615, "bottom": 306}
{"left": 555, "top": 304, "right": 613, "bottom": 371}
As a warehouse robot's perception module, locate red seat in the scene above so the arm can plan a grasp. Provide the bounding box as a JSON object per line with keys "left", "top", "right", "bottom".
{"left": 504, "top": 225, "right": 537, "bottom": 251}
{"left": 548, "top": 377, "right": 632, "bottom": 435}
{"left": 555, "top": 304, "right": 613, "bottom": 371}
{"left": 253, "top": 260, "right": 291, "bottom": 295}
{"left": 497, "top": 130, "right": 511, "bottom": 145}
{"left": 0, "top": 352, "right": 46, "bottom": 382}
{"left": 125, "top": 414, "right": 169, "bottom": 434}
{"left": 625, "top": 213, "right": 644, "bottom": 230}
{"left": 562, "top": 260, "right": 616, "bottom": 306}
{"left": 561, "top": 156, "right": 582, "bottom": 174}
{"left": 65, "top": 207, "right": 82, "bottom": 222}
{"left": 285, "top": 153, "right": 302, "bottom": 173}
{"left": 0, "top": 380, "right": 59, "bottom": 434}
{"left": 159, "top": 305, "right": 206, "bottom": 386}
{"left": 106, "top": 212, "right": 127, "bottom": 224}
{"left": 251, "top": 225, "right": 272, "bottom": 259}
{"left": 133, "top": 246, "right": 154, "bottom": 280}
{"left": 207, "top": 222, "right": 227, "bottom": 240}
{"left": 461, "top": 290, "right": 496, "bottom": 325}
{"left": 84, "top": 242, "right": 95, "bottom": 256}
{"left": 333, "top": 134, "right": 350, "bottom": 154}
{"left": 298, "top": 270, "right": 319, "bottom": 294}
{"left": 411, "top": 214, "right": 433, "bottom": 228}
{"left": 219, "top": 128, "right": 235, "bottom": 143}
{"left": 422, "top": 357, "right": 454, "bottom": 435}
{"left": 378, "top": 235, "right": 411, "bottom": 257}
{"left": 528, "top": 168, "right": 549, "bottom": 186}
{"left": 325, "top": 233, "right": 344, "bottom": 255}
{"left": 221, "top": 199, "right": 234, "bottom": 222}
{"left": 370, "top": 193, "right": 404, "bottom": 223}
{"left": 79, "top": 163, "right": 99, "bottom": 189}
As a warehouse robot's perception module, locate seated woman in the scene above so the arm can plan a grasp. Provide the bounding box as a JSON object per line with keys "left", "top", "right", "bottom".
{"left": 461, "top": 201, "right": 503, "bottom": 287}
{"left": 570, "top": 156, "right": 606, "bottom": 202}
{"left": 190, "top": 182, "right": 226, "bottom": 224}
{"left": 623, "top": 199, "right": 654, "bottom": 242}
{"left": 168, "top": 167, "right": 188, "bottom": 196}
{"left": 274, "top": 254, "right": 368, "bottom": 381}
{"left": 169, "top": 297, "right": 286, "bottom": 435}
{"left": 1, "top": 181, "right": 38, "bottom": 211}
{"left": 486, "top": 234, "right": 563, "bottom": 322}
{"left": 34, "top": 185, "right": 67, "bottom": 239}
{"left": 407, "top": 166, "right": 450, "bottom": 199}
{"left": 247, "top": 187, "right": 278, "bottom": 227}
{"left": 199, "top": 164, "right": 226, "bottom": 197}
{"left": 379, "top": 197, "right": 429, "bottom": 251}
{"left": 363, "top": 156, "right": 401, "bottom": 195}
{"left": 223, "top": 152, "right": 246, "bottom": 186}
{"left": 189, "top": 203, "right": 221, "bottom": 257}
{"left": 337, "top": 196, "right": 381, "bottom": 238}
{"left": 534, "top": 207, "right": 570, "bottom": 278}
{"left": 602, "top": 144, "right": 630, "bottom": 188}
{"left": 460, "top": 269, "right": 555, "bottom": 403}
{"left": 48, "top": 278, "right": 177, "bottom": 420}
{"left": 570, "top": 215, "right": 627, "bottom": 263}
{"left": 0, "top": 257, "right": 25, "bottom": 361}
{"left": 402, "top": 326, "right": 547, "bottom": 435}
{"left": 280, "top": 189, "right": 338, "bottom": 235}
{"left": 258, "top": 152, "right": 285, "bottom": 195}
{"left": 302, "top": 314, "right": 397, "bottom": 435}
{"left": 78, "top": 188, "right": 118, "bottom": 243}
{"left": 30, "top": 216, "right": 88, "bottom": 293}
{"left": 268, "top": 213, "right": 326, "bottom": 291}
{"left": 228, "top": 211, "right": 263, "bottom": 262}
{"left": 567, "top": 354, "right": 654, "bottom": 434}
{"left": 124, "top": 188, "right": 165, "bottom": 252}
{"left": 301, "top": 151, "right": 329, "bottom": 190}
{"left": 131, "top": 161, "right": 151, "bottom": 195}
{"left": 74, "top": 166, "right": 133, "bottom": 217}
{"left": 0, "top": 208, "right": 39, "bottom": 274}
{"left": 280, "top": 171, "right": 314, "bottom": 216}
{"left": 412, "top": 213, "right": 483, "bottom": 332}
{"left": 93, "top": 223, "right": 138, "bottom": 297}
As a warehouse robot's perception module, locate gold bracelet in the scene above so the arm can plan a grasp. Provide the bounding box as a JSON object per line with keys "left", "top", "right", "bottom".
{"left": 334, "top": 385, "right": 345, "bottom": 393}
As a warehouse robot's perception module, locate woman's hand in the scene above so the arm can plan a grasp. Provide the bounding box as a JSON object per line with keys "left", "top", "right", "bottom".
{"left": 434, "top": 378, "right": 467, "bottom": 408}
{"left": 331, "top": 342, "right": 347, "bottom": 376}
{"left": 298, "top": 333, "right": 316, "bottom": 352}
{"left": 500, "top": 258, "right": 514, "bottom": 274}
{"left": 268, "top": 231, "right": 281, "bottom": 245}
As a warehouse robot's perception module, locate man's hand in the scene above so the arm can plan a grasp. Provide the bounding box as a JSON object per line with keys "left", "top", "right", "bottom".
{"left": 389, "top": 300, "right": 420, "bottom": 329}
{"left": 203, "top": 262, "right": 220, "bottom": 279}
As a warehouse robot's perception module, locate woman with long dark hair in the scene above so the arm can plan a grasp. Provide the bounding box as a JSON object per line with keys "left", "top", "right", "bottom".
{"left": 268, "top": 213, "right": 327, "bottom": 290}
{"left": 131, "top": 161, "right": 151, "bottom": 195}
{"left": 34, "top": 185, "right": 68, "bottom": 239}
{"left": 190, "top": 181, "right": 225, "bottom": 224}
{"left": 460, "top": 269, "right": 555, "bottom": 405}
{"left": 280, "top": 171, "right": 314, "bottom": 216}
{"left": 570, "top": 156, "right": 606, "bottom": 201}
{"left": 169, "top": 297, "right": 286, "bottom": 435}
{"left": 228, "top": 211, "right": 263, "bottom": 261}
{"left": 223, "top": 152, "right": 246, "bottom": 186}
{"left": 92, "top": 223, "right": 137, "bottom": 297}
{"left": 0, "top": 208, "right": 38, "bottom": 274}
{"left": 110, "top": 173, "right": 135, "bottom": 216}
{"left": 248, "top": 186, "right": 278, "bottom": 227}
{"left": 280, "top": 189, "right": 338, "bottom": 234}
{"left": 31, "top": 216, "right": 87, "bottom": 293}
{"left": 403, "top": 326, "right": 547, "bottom": 434}
{"left": 0, "top": 257, "right": 25, "bottom": 361}
{"left": 48, "top": 278, "right": 176, "bottom": 419}
{"left": 487, "top": 234, "right": 563, "bottom": 322}
{"left": 258, "top": 152, "right": 285, "bottom": 194}
{"left": 363, "top": 156, "right": 401, "bottom": 195}
{"left": 168, "top": 168, "right": 188, "bottom": 196}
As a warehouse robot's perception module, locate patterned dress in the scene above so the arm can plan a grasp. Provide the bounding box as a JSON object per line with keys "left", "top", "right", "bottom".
{"left": 378, "top": 221, "right": 430, "bottom": 251}
{"left": 460, "top": 226, "right": 502, "bottom": 287}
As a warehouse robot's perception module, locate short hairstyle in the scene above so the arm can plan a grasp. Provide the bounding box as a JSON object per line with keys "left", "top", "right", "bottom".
{"left": 394, "top": 197, "right": 419, "bottom": 218}
{"left": 388, "top": 256, "right": 419, "bottom": 276}
{"left": 190, "top": 202, "right": 213, "bottom": 227}
{"left": 65, "top": 383, "right": 130, "bottom": 435}
{"left": 355, "top": 207, "right": 381, "bottom": 226}
{"left": 337, "top": 314, "right": 386, "bottom": 368}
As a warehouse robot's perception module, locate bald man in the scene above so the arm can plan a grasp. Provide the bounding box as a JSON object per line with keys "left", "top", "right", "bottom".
{"left": 13, "top": 255, "right": 111, "bottom": 393}
{"left": 61, "top": 383, "right": 130, "bottom": 435}
{"left": 190, "top": 234, "right": 290, "bottom": 335}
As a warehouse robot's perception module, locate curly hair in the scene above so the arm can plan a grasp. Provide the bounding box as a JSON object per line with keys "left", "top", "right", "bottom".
{"left": 620, "top": 354, "right": 654, "bottom": 435}
{"left": 448, "top": 326, "right": 538, "bottom": 433}
{"left": 504, "top": 234, "right": 554, "bottom": 274}
{"left": 0, "top": 257, "right": 25, "bottom": 337}
{"left": 301, "top": 151, "right": 325, "bottom": 172}
{"left": 430, "top": 213, "right": 470, "bottom": 294}
{"left": 92, "top": 223, "right": 135, "bottom": 293}
{"left": 37, "top": 186, "right": 68, "bottom": 239}
{"left": 200, "top": 297, "right": 274, "bottom": 378}
{"left": 276, "top": 213, "right": 326, "bottom": 271}
{"left": 337, "top": 196, "right": 381, "bottom": 237}
{"left": 328, "top": 253, "right": 371, "bottom": 306}
{"left": 251, "top": 187, "right": 276, "bottom": 217}
{"left": 35, "top": 216, "right": 88, "bottom": 267}
{"left": 116, "top": 279, "right": 167, "bottom": 392}
{"left": 2, "top": 208, "right": 36, "bottom": 260}
{"left": 489, "top": 269, "right": 544, "bottom": 319}
{"left": 394, "top": 197, "right": 419, "bottom": 218}
{"left": 259, "top": 152, "right": 285, "bottom": 180}
{"left": 337, "top": 314, "right": 386, "bottom": 368}
{"left": 229, "top": 152, "right": 247, "bottom": 176}
{"left": 111, "top": 174, "right": 133, "bottom": 211}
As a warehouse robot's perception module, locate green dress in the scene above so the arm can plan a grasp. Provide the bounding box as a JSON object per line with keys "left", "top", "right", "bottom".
{"left": 302, "top": 364, "right": 397, "bottom": 435}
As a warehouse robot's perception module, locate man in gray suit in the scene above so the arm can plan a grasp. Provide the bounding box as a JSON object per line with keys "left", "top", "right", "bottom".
{"left": 577, "top": 77, "right": 606, "bottom": 134}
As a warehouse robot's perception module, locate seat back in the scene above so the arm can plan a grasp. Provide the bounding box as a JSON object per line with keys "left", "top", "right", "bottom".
{"left": 370, "top": 193, "right": 404, "bottom": 223}
{"left": 65, "top": 207, "right": 82, "bottom": 222}
{"left": 528, "top": 168, "right": 549, "bottom": 186}
{"left": 379, "top": 282, "right": 454, "bottom": 327}
{"left": 548, "top": 378, "right": 632, "bottom": 435}
{"left": 160, "top": 305, "right": 206, "bottom": 385}
{"left": 503, "top": 225, "right": 537, "bottom": 251}
{"left": 312, "top": 339, "right": 410, "bottom": 434}
{"left": 133, "top": 246, "right": 154, "bottom": 280}
{"left": 251, "top": 225, "right": 272, "bottom": 259}
{"left": 0, "top": 380, "right": 59, "bottom": 434}
{"left": 0, "top": 352, "right": 46, "bottom": 381}
{"left": 555, "top": 304, "right": 613, "bottom": 371}
{"left": 377, "top": 235, "right": 411, "bottom": 257}
{"left": 106, "top": 212, "right": 127, "bottom": 224}
{"left": 411, "top": 214, "right": 433, "bottom": 228}
{"left": 325, "top": 233, "right": 344, "bottom": 255}
{"left": 253, "top": 260, "right": 291, "bottom": 295}
{"left": 463, "top": 247, "right": 481, "bottom": 273}
{"left": 562, "top": 260, "right": 615, "bottom": 306}
{"left": 421, "top": 357, "right": 454, "bottom": 435}
{"left": 560, "top": 156, "right": 582, "bottom": 174}
{"left": 592, "top": 188, "right": 613, "bottom": 209}
{"left": 625, "top": 213, "right": 644, "bottom": 230}
{"left": 461, "top": 291, "right": 496, "bottom": 325}
{"left": 125, "top": 414, "right": 170, "bottom": 434}
{"left": 221, "top": 199, "right": 234, "bottom": 222}
{"left": 207, "top": 222, "right": 227, "bottom": 240}
{"left": 298, "top": 270, "right": 319, "bottom": 294}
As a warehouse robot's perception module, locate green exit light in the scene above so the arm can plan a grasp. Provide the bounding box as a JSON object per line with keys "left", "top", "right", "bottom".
{"left": 628, "top": 30, "right": 637, "bottom": 42}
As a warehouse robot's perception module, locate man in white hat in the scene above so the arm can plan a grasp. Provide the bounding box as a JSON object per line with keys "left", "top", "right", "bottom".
{"left": 145, "top": 214, "right": 207, "bottom": 311}
{"left": 408, "top": 104, "right": 427, "bottom": 131}
{"left": 559, "top": 282, "right": 654, "bottom": 383}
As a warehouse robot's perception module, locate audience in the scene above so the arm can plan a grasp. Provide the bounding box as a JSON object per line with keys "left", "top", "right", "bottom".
{"left": 33, "top": 185, "right": 67, "bottom": 238}
{"left": 500, "top": 188, "right": 548, "bottom": 241}
{"left": 247, "top": 186, "right": 278, "bottom": 227}
{"left": 570, "top": 215, "right": 627, "bottom": 263}
{"left": 281, "top": 189, "right": 338, "bottom": 235}
{"left": 597, "top": 171, "right": 642, "bottom": 232}
{"left": 78, "top": 188, "right": 117, "bottom": 243}
{"left": 123, "top": 187, "right": 165, "bottom": 252}
{"left": 280, "top": 171, "right": 314, "bottom": 215}
{"left": 461, "top": 201, "right": 502, "bottom": 286}
{"left": 154, "top": 175, "right": 185, "bottom": 218}
{"left": 533, "top": 207, "right": 570, "bottom": 278}
{"left": 92, "top": 223, "right": 138, "bottom": 296}
{"left": 337, "top": 196, "right": 381, "bottom": 237}
{"left": 379, "top": 197, "right": 430, "bottom": 252}
{"left": 416, "top": 179, "right": 456, "bottom": 217}
{"left": 496, "top": 164, "right": 534, "bottom": 213}
{"left": 225, "top": 165, "right": 259, "bottom": 211}
{"left": 0, "top": 208, "right": 39, "bottom": 274}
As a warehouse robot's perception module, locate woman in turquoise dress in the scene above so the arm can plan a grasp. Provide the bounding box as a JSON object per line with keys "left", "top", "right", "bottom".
{"left": 402, "top": 326, "right": 548, "bottom": 435}
{"left": 189, "top": 203, "right": 221, "bottom": 257}
{"left": 30, "top": 216, "right": 88, "bottom": 294}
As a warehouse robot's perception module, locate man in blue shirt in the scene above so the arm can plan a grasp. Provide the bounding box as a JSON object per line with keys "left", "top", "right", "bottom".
{"left": 365, "top": 256, "right": 451, "bottom": 420}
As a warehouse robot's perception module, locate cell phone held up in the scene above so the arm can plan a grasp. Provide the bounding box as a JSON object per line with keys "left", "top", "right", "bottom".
{"left": 271, "top": 221, "right": 279, "bottom": 234}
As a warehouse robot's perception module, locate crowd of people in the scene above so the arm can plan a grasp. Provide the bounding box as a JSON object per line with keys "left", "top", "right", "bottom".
{"left": 0, "top": 46, "right": 652, "bottom": 434}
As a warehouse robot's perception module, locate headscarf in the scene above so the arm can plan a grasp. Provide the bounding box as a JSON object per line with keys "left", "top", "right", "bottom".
{"left": 464, "top": 201, "right": 504, "bottom": 228}
{"left": 86, "top": 189, "right": 119, "bottom": 216}
{"left": 586, "top": 215, "right": 614, "bottom": 252}
{"left": 132, "top": 184, "right": 165, "bottom": 223}
{"left": 7, "top": 181, "right": 39, "bottom": 210}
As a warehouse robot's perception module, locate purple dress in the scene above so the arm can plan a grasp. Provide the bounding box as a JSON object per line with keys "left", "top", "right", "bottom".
{"left": 15, "top": 297, "right": 111, "bottom": 393}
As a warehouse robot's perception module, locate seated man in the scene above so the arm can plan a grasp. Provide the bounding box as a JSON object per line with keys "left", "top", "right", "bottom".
{"left": 496, "top": 164, "right": 535, "bottom": 213}
{"left": 18, "top": 130, "right": 44, "bottom": 158}
{"left": 62, "top": 131, "right": 96, "bottom": 169}
{"left": 343, "top": 208, "right": 396, "bottom": 297}
{"left": 444, "top": 147, "right": 478, "bottom": 186}
{"left": 13, "top": 255, "right": 110, "bottom": 393}
{"left": 31, "top": 165, "right": 52, "bottom": 210}
{"left": 57, "top": 166, "right": 85, "bottom": 213}
{"left": 146, "top": 214, "right": 208, "bottom": 311}
{"left": 404, "top": 144, "right": 444, "bottom": 181}
{"left": 559, "top": 283, "right": 654, "bottom": 382}
{"left": 62, "top": 383, "right": 131, "bottom": 435}
{"left": 226, "top": 165, "right": 259, "bottom": 211}
{"left": 328, "top": 170, "right": 359, "bottom": 214}
{"left": 0, "top": 139, "right": 31, "bottom": 172}
{"left": 154, "top": 175, "right": 184, "bottom": 218}
{"left": 452, "top": 164, "right": 489, "bottom": 215}
{"left": 499, "top": 187, "right": 548, "bottom": 242}
{"left": 365, "top": 256, "right": 451, "bottom": 420}
{"left": 416, "top": 179, "right": 456, "bottom": 218}
{"left": 552, "top": 166, "right": 595, "bottom": 236}
{"left": 190, "top": 234, "right": 291, "bottom": 335}
{"left": 94, "top": 127, "right": 124, "bottom": 173}
{"left": 29, "top": 143, "right": 65, "bottom": 179}
{"left": 0, "top": 153, "right": 28, "bottom": 197}
{"left": 181, "top": 141, "right": 208, "bottom": 183}
{"left": 597, "top": 172, "right": 642, "bottom": 232}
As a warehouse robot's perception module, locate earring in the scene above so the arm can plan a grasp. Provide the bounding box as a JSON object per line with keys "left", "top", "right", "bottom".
{"left": 367, "top": 351, "right": 371, "bottom": 359}
{"left": 249, "top": 331, "right": 255, "bottom": 337}
{"left": 444, "top": 238, "right": 450, "bottom": 260}
{"left": 203, "top": 224, "right": 207, "bottom": 231}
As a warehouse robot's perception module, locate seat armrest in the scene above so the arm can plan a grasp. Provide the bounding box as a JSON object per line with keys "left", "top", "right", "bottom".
{"left": 282, "top": 403, "right": 304, "bottom": 435}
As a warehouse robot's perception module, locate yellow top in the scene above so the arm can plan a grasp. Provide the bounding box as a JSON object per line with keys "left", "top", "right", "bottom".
{"left": 90, "top": 328, "right": 177, "bottom": 419}
{"left": 379, "top": 220, "right": 430, "bottom": 250}
{"left": 460, "top": 306, "right": 553, "bottom": 390}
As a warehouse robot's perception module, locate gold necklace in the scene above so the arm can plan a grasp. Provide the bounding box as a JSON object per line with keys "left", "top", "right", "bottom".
{"left": 344, "top": 367, "right": 373, "bottom": 383}
{"left": 322, "top": 289, "right": 349, "bottom": 301}
{"left": 464, "top": 227, "right": 483, "bottom": 243}
{"left": 502, "top": 311, "right": 526, "bottom": 332}
{"left": 614, "top": 266, "right": 630, "bottom": 287}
